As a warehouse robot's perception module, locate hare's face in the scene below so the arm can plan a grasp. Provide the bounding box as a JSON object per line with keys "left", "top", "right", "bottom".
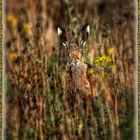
{"left": 67, "top": 45, "right": 82, "bottom": 65}
{"left": 57, "top": 25, "right": 90, "bottom": 70}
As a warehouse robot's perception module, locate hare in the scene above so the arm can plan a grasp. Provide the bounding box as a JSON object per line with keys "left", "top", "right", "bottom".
{"left": 57, "top": 25, "right": 92, "bottom": 116}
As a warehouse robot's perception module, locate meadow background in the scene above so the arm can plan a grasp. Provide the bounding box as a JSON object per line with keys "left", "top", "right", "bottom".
{"left": 5, "top": 0, "right": 136, "bottom": 140}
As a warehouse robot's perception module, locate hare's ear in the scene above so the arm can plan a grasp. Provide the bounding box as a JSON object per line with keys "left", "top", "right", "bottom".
{"left": 79, "top": 24, "right": 90, "bottom": 47}
{"left": 57, "top": 27, "right": 68, "bottom": 48}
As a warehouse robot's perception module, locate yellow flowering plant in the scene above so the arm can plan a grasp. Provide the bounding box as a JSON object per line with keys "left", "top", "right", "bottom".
{"left": 94, "top": 54, "right": 113, "bottom": 78}
{"left": 7, "top": 14, "right": 18, "bottom": 28}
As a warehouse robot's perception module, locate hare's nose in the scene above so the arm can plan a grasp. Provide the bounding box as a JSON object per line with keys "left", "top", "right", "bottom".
{"left": 73, "top": 59, "right": 80, "bottom": 65}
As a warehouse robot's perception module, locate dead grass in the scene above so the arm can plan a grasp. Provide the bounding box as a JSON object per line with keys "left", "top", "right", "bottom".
{"left": 5, "top": 0, "right": 136, "bottom": 140}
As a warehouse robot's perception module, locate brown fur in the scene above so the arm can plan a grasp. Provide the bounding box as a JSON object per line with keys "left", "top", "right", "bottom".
{"left": 64, "top": 47, "right": 92, "bottom": 116}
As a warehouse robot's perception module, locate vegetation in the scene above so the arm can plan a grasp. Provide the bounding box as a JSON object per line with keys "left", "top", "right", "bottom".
{"left": 5, "top": 0, "right": 136, "bottom": 140}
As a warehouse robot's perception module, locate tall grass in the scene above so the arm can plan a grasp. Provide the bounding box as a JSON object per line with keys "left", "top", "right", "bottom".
{"left": 5, "top": 0, "right": 135, "bottom": 140}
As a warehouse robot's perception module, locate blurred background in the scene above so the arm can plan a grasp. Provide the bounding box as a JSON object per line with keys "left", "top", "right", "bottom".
{"left": 5, "top": 0, "right": 136, "bottom": 140}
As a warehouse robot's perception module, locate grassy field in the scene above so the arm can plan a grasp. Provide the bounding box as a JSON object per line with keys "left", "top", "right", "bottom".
{"left": 5, "top": 0, "right": 136, "bottom": 140}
